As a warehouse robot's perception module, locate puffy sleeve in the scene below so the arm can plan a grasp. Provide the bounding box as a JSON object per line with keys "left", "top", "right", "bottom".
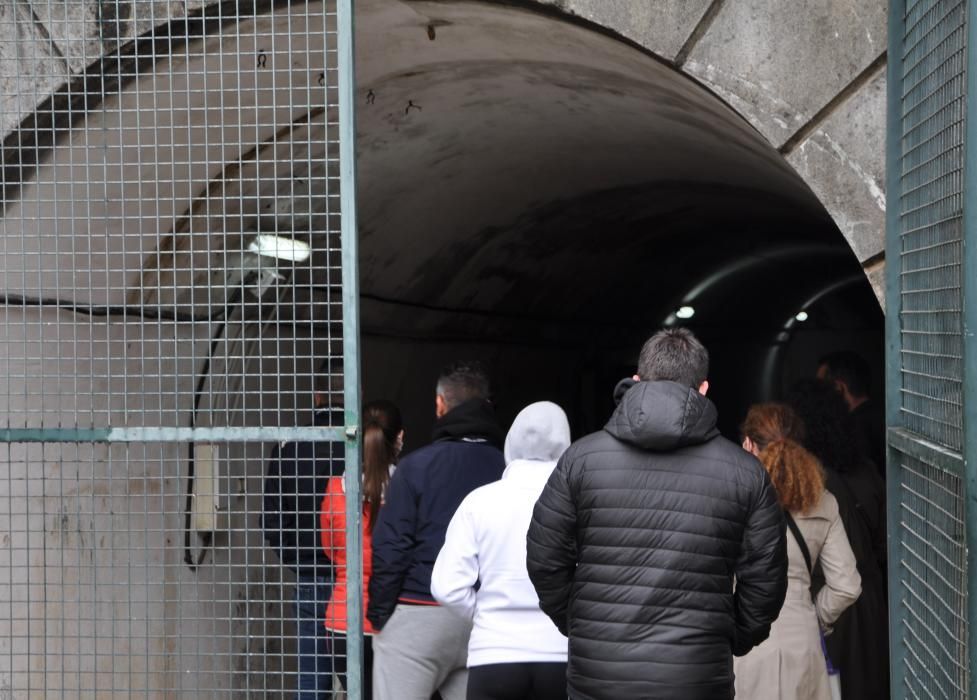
{"left": 731, "top": 464, "right": 788, "bottom": 656}
{"left": 526, "top": 452, "right": 578, "bottom": 637}
{"left": 320, "top": 477, "right": 344, "bottom": 561}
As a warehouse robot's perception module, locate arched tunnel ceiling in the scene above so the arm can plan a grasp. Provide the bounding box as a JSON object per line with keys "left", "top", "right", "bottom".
{"left": 353, "top": 0, "right": 857, "bottom": 329}
{"left": 2, "top": 0, "right": 872, "bottom": 346}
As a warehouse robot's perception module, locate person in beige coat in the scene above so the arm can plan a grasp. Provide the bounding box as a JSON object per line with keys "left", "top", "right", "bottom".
{"left": 735, "top": 403, "right": 862, "bottom": 700}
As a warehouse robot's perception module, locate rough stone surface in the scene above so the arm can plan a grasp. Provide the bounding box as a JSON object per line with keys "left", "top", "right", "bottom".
{"left": 787, "top": 67, "right": 887, "bottom": 263}
{"left": 27, "top": 0, "right": 189, "bottom": 74}
{"left": 529, "top": 0, "right": 712, "bottom": 60}
{"left": 866, "top": 258, "right": 885, "bottom": 309}
{"left": 2, "top": 0, "right": 893, "bottom": 288}
{"left": 0, "top": 0, "right": 69, "bottom": 133}
{"left": 684, "top": 0, "right": 887, "bottom": 147}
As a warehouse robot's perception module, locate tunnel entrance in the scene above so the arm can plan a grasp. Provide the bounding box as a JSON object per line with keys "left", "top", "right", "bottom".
{"left": 0, "top": 0, "right": 882, "bottom": 695}
{"left": 351, "top": 0, "right": 883, "bottom": 442}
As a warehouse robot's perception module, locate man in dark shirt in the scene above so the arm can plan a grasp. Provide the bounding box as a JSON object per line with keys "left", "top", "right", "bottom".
{"left": 262, "top": 389, "right": 344, "bottom": 699}
{"left": 817, "top": 351, "right": 885, "bottom": 477}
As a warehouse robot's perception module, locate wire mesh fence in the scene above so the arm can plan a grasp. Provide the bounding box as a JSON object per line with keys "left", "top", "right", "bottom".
{"left": 0, "top": 0, "right": 360, "bottom": 695}
{"left": 889, "top": 0, "right": 974, "bottom": 697}
{"left": 896, "top": 0, "right": 967, "bottom": 452}
{"left": 890, "top": 446, "right": 969, "bottom": 699}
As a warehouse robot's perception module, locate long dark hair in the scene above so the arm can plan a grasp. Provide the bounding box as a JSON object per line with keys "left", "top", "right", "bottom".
{"left": 362, "top": 400, "right": 403, "bottom": 533}
{"left": 787, "top": 378, "right": 861, "bottom": 474}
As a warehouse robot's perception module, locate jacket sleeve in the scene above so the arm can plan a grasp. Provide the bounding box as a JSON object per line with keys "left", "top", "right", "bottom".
{"left": 430, "top": 496, "right": 479, "bottom": 620}
{"left": 320, "top": 480, "right": 343, "bottom": 562}
{"left": 815, "top": 496, "right": 862, "bottom": 629}
{"left": 526, "top": 453, "right": 578, "bottom": 637}
{"left": 732, "top": 465, "right": 788, "bottom": 656}
{"left": 367, "top": 465, "right": 417, "bottom": 631}
{"left": 261, "top": 443, "right": 294, "bottom": 559}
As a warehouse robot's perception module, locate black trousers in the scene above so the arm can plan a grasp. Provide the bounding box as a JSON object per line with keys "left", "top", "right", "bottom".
{"left": 331, "top": 632, "right": 374, "bottom": 700}
{"left": 466, "top": 662, "right": 567, "bottom": 700}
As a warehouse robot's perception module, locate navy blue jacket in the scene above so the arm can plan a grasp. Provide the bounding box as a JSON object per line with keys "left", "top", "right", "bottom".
{"left": 367, "top": 398, "right": 505, "bottom": 630}
{"left": 261, "top": 408, "right": 344, "bottom": 576}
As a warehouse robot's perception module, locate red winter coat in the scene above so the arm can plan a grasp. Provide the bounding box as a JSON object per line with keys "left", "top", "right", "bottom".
{"left": 320, "top": 475, "right": 376, "bottom": 634}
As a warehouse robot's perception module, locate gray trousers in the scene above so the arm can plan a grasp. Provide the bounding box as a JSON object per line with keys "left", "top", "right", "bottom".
{"left": 372, "top": 604, "right": 473, "bottom": 700}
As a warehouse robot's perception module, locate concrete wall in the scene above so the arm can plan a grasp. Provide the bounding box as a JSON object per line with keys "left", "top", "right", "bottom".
{"left": 2, "top": 0, "right": 889, "bottom": 292}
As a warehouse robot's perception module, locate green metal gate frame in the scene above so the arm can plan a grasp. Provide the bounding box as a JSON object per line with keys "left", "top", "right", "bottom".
{"left": 887, "top": 1, "right": 976, "bottom": 697}
{"left": 0, "top": 0, "right": 365, "bottom": 694}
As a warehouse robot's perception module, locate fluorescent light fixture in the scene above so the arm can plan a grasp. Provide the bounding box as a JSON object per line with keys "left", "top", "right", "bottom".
{"left": 795, "top": 310, "right": 809, "bottom": 322}
{"left": 248, "top": 234, "right": 312, "bottom": 262}
{"left": 675, "top": 305, "right": 695, "bottom": 319}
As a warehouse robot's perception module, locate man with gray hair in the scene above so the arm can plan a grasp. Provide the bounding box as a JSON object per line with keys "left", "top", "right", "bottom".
{"left": 527, "top": 328, "right": 787, "bottom": 699}
{"left": 368, "top": 361, "right": 506, "bottom": 700}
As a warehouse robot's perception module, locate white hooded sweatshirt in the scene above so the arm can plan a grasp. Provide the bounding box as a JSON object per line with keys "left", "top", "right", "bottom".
{"left": 431, "top": 401, "right": 571, "bottom": 667}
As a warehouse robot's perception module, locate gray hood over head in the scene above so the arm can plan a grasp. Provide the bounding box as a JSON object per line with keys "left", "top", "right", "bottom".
{"left": 604, "top": 378, "right": 719, "bottom": 451}
{"left": 504, "top": 401, "right": 572, "bottom": 465}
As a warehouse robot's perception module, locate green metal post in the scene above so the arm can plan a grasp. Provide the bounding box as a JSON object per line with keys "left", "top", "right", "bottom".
{"left": 338, "top": 0, "right": 364, "bottom": 696}
{"left": 885, "top": 2, "right": 907, "bottom": 698}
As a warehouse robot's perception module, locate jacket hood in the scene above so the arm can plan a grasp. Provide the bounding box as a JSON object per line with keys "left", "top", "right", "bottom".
{"left": 504, "top": 401, "right": 571, "bottom": 465}
{"left": 432, "top": 397, "right": 505, "bottom": 447}
{"left": 604, "top": 378, "right": 719, "bottom": 451}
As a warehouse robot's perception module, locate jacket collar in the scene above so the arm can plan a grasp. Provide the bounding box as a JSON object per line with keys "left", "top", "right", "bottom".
{"left": 604, "top": 378, "right": 719, "bottom": 451}
{"left": 432, "top": 398, "right": 504, "bottom": 447}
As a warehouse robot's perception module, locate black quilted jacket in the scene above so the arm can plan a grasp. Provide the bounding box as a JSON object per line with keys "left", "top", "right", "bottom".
{"left": 527, "top": 380, "right": 787, "bottom": 700}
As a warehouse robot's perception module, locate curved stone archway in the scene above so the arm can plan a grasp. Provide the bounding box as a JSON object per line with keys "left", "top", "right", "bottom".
{"left": 1, "top": 0, "right": 889, "bottom": 299}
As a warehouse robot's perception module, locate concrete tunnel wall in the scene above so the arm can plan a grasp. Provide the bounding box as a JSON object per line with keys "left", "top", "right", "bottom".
{"left": 1, "top": 0, "right": 890, "bottom": 290}
{"left": 0, "top": 0, "right": 888, "bottom": 694}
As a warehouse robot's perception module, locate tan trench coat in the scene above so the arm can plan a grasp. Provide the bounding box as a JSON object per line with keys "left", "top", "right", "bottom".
{"left": 734, "top": 490, "right": 861, "bottom": 700}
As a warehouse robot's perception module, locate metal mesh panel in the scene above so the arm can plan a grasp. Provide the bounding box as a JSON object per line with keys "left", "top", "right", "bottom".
{"left": 891, "top": 447, "right": 969, "bottom": 699}
{"left": 0, "top": 441, "right": 356, "bottom": 696}
{"left": 0, "top": 0, "right": 345, "bottom": 434}
{"left": 0, "top": 0, "right": 359, "bottom": 696}
{"left": 897, "top": 0, "right": 967, "bottom": 450}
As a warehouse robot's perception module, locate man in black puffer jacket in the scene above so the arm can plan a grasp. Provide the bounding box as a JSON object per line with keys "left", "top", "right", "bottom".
{"left": 527, "top": 328, "right": 787, "bottom": 699}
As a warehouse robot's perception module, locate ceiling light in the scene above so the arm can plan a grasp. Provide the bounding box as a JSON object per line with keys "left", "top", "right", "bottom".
{"left": 675, "top": 305, "right": 695, "bottom": 319}
{"left": 795, "top": 311, "right": 809, "bottom": 322}
{"left": 248, "top": 234, "right": 312, "bottom": 262}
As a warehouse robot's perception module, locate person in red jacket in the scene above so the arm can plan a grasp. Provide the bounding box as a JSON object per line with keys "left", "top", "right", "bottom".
{"left": 320, "top": 400, "right": 403, "bottom": 700}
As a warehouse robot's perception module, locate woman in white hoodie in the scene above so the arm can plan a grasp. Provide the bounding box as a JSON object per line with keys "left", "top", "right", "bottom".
{"left": 431, "top": 401, "right": 571, "bottom": 700}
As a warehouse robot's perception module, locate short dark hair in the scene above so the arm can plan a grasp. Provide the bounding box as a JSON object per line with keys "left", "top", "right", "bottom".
{"left": 437, "top": 360, "right": 491, "bottom": 410}
{"left": 637, "top": 328, "right": 709, "bottom": 388}
{"left": 818, "top": 351, "right": 870, "bottom": 398}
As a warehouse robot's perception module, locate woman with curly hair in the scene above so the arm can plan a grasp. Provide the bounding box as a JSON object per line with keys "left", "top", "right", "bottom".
{"left": 734, "top": 403, "right": 861, "bottom": 700}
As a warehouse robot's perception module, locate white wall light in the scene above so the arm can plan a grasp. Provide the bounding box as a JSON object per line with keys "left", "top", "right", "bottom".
{"left": 248, "top": 234, "right": 312, "bottom": 262}
{"left": 675, "top": 305, "right": 695, "bottom": 319}
{"left": 795, "top": 310, "right": 809, "bottom": 322}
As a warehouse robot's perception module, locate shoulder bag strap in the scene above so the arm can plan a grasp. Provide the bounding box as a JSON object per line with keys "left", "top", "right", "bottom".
{"left": 783, "top": 509, "right": 814, "bottom": 575}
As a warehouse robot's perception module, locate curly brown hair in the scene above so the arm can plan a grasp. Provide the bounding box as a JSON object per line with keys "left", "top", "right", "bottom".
{"left": 741, "top": 403, "right": 825, "bottom": 514}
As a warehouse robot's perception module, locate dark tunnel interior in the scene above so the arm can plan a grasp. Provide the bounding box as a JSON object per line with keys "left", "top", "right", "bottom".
{"left": 353, "top": 0, "right": 884, "bottom": 446}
